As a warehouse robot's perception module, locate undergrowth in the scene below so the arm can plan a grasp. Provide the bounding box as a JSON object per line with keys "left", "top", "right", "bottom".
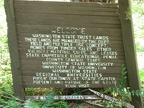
{"left": 1, "top": 65, "right": 143, "bottom": 108}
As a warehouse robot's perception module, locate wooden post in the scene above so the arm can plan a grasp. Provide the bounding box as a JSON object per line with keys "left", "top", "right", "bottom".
{"left": 4, "top": 0, "right": 25, "bottom": 100}
{"left": 118, "top": 0, "right": 143, "bottom": 107}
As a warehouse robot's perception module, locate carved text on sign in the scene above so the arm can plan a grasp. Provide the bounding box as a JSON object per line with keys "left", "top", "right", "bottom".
{"left": 24, "top": 27, "right": 118, "bottom": 88}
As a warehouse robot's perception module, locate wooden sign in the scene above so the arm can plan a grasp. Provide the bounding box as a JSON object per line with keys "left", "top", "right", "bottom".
{"left": 5, "top": 0, "right": 143, "bottom": 107}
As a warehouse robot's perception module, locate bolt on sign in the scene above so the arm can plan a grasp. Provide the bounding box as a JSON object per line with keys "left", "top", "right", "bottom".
{"left": 4, "top": 0, "right": 143, "bottom": 107}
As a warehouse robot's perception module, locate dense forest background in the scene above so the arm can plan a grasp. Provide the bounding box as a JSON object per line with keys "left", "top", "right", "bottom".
{"left": 0, "top": 0, "right": 144, "bottom": 107}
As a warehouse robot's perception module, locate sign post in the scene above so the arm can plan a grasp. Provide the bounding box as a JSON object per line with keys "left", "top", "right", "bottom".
{"left": 118, "top": 0, "right": 143, "bottom": 107}
{"left": 4, "top": 0, "right": 25, "bottom": 99}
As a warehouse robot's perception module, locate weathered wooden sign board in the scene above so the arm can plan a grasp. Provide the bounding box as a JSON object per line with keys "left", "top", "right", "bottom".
{"left": 5, "top": 0, "right": 143, "bottom": 107}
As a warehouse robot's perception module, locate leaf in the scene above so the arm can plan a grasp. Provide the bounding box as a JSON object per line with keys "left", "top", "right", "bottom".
{"left": 3, "top": 99, "right": 21, "bottom": 108}
{"left": 42, "top": 91, "right": 55, "bottom": 108}
{"left": 24, "top": 99, "right": 40, "bottom": 108}
{"left": 115, "top": 101, "right": 122, "bottom": 107}
{"left": 106, "top": 102, "right": 113, "bottom": 108}
{"left": 52, "top": 101, "right": 69, "bottom": 108}
{"left": 119, "top": 64, "right": 127, "bottom": 89}
{"left": 0, "top": 98, "right": 5, "bottom": 104}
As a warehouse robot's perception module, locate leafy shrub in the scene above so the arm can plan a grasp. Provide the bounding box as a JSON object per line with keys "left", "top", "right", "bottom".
{"left": 136, "top": 41, "right": 144, "bottom": 52}
{"left": 24, "top": 99, "right": 40, "bottom": 108}
{"left": 3, "top": 99, "right": 21, "bottom": 108}
{"left": 24, "top": 92, "right": 69, "bottom": 108}
{"left": 139, "top": 69, "right": 144, "bottom": 88}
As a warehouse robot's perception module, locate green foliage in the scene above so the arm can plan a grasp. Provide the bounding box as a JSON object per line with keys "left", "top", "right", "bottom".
{"left": 52, "top": 101, "right": 69, "bottom": 108}
{"left": 24, "top": 92, "right": 69, "bottom": 108}
{"left": 42, "top": 92, "right": 55, "bottom": 108}
{"left": 25, "top": 88, "right": 53, "bottom": 96}
{"left": 98, "top": 101, "right": 122, "bottom": 108}
{"left": 136, "top": 42, "right": 144, "bottom": 52}
{"left": 132, "top": 1, "right": 144, "bottom": 15}
{"left": 105, "top": 65, "right": 131, "bottom": 103}
{"left": 139, "top": 69, "right": 144, "bottom": 88}
{"left": 1, "top": 91, "right": 69, "bottom": 108}
{"left": 53, "top": 88, "right": 64, "bottom": 95}
{"left": 106, "top": 101, "right": 114, "bottom": 108}
{"left": 24, "top": 99, "right": 40, "bottom": 108}
{"left": 73, "top": 88, "right": 82, "bottom": 95}
{"left": 0, "top": 76, "right": 13, "bottom": 94}
{"left": 0, "top": 2, "right": 12, "bottom": 107}
{"left": 0, "top": 1, "right": 3, "bottom": 7}
{"left": 119, "top": 65, "right": 127, "bottom": 89}
{"left": 131, "top": 1, "right": 144, "bottom": 53}
{"left": 115, "top": 101, "right": 123, "bottom": 107}
{"left": 0, "top": 91, "right": 23, "bottom": 108}
{"left": 3, "top": 99, "right": 21, "bottom": 108}
{"left": 117, "top": 65, "right": 131, "bottom": 102}
{"left": 104, "top": 65, "right": 144, "bottom": 107}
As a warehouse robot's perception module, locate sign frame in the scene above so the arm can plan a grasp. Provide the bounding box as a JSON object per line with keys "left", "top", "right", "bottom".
{"left": 4, "top": 0, "right": 143, "bottom": 107}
